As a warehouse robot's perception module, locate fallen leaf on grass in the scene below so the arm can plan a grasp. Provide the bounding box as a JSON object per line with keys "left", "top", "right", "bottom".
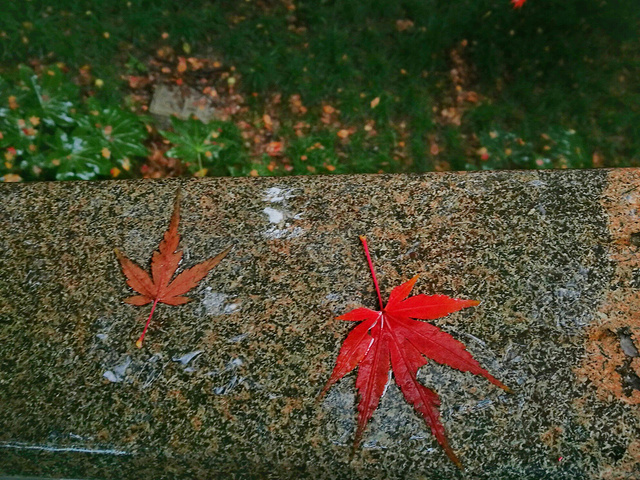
{"left": 127, "top": 75, "right": 151, "bottom": 89}
{"left": 395, "top": 19, "right": 415, "bottom": 31}
{"left": 265, "top": 141, "right": 283, "bottom": 157}
{"left": 289, "top": 94, "right": 307, "bottom": 115}
{"left": 116, "top": 190, "right": 231, "bottom": 348}
{"left": 1, "top": 173, "right": 22, "bottom": 182}
{"left": 321, "top": 236, "right": 510, "bottom": 468}
{"left": 263, "top": 114, "right": 273, "bottom": 131}
{"left": 187, "top": 57, "right": 205, "bottom": 71}
{"left": 323, "top": 105, "right": 335, "bottom": 115}
{"left": 177, "top": 57, "right": 188, "bottom": 73}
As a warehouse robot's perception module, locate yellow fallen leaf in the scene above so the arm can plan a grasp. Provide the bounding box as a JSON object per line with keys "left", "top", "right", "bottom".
{"left": 101, "top": 147, "right": 111, "bottom": 159}
{"left": 396, "top": 19, "right": 414, "bottom": 31}
{"left": 29, "top": 116, "right": 40, "bottom": 126}
{"left": 370, "top": 97, "right": 380, "bottom": 109}
{"left": 2, "top": 173, "right": 22, "bottom": 182}
{"left": 337, "top": 129, "right": 350, "bottom": 139}
{"left": 187, "top": 57, "right": 204, "bottom": 70}
{"left": 177, "top": 57, "right": 187, "bottom": 73}
{"left": 263, "top": 114, "right": 273, "bottom": 131}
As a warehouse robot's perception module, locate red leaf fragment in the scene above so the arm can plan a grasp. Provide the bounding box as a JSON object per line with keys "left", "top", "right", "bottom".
{"left": 115, "top": 190, "right": 231, "bottom": 348}
{"left": 511, "top": 0, "right": 527, "bottom": 8}
{"left": 321, "top": 236, "right": 510, "bottom": 468}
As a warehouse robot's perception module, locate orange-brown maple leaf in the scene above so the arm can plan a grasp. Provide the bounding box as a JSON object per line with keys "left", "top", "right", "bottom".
{"left": 321, "top": 237, "right": 510, "bottom": 468}
{"left": 115, "top": 190, "right": 231, "bottom": 348}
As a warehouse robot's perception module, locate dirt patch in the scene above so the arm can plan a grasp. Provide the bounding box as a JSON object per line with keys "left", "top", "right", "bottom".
{"left": 576, "top": 169, "right": 640, "bottom": 405}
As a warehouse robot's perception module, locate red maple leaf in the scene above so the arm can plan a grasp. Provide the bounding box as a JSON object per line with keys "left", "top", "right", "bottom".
{"left": 321, "top": 236, "right": 510, "bottom": 468}
{"left": 512, "top": 0, "right": 527, "bottom": 8}
{"left": 115, "top": 190, "right": 231, "bottom": 348}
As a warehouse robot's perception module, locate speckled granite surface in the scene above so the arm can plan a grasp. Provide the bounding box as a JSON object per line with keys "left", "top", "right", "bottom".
{"left": 1, "top": 170, "right": 639, "bottom": 480}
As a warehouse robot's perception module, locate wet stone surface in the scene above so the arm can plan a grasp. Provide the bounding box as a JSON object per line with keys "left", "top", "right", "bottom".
{"left": 1, "top": 170, "right": 640, "bottom": 479}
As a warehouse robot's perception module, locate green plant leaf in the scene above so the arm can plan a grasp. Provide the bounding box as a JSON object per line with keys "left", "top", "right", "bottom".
{"left": 160, "top": 116, "right": 246, "bottom": 175}
{"left": 77, "top": 104, "right": 147, "bottom": 159}
{"left": 48, "top": 129, "right": 109, "bottom": 181}
{"left": 18, "top": 65, "right": 78, "bottom": 128}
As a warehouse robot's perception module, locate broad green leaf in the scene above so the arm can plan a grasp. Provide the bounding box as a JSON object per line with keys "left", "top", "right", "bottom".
{"left": 48, "top": 129, "right": 108, "bottom": 181}
{"left": 77, "top": 105, "right": 147, "bottom": 160}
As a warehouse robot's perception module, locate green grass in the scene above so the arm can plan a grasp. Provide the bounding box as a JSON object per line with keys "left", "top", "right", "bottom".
{"left": 1, "top": 0, "right": 639, "bottom": 179}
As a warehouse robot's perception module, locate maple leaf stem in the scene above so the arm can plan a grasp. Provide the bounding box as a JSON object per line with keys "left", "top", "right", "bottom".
{"left": 136, "top": 298, "right": 159, "bottom": 348}
{"left": 359, "top": 236, "right": 384, "bottom": 310}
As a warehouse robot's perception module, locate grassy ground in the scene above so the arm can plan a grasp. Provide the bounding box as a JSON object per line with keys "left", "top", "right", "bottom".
{"left": 1, "top": 0, "right": 639, "bottom": 180}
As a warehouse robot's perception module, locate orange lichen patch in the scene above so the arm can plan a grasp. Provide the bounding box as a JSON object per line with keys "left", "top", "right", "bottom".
{"left": 575, "top": 169, "right": 640, "bottom": 405}
{"left": 580, "top": 320, "right": 640, "bottom": 404}
{"left": 281, "top": 397, "right": 304, "bottom": 416}
{"left": 599, "top": 440, "right": 640, "bottom": 480}
{"left": 540, "top": 426, "right": 564, "bottom": 449}
{"left": 190, "top": 415, "right": 203, "bottom": 431}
